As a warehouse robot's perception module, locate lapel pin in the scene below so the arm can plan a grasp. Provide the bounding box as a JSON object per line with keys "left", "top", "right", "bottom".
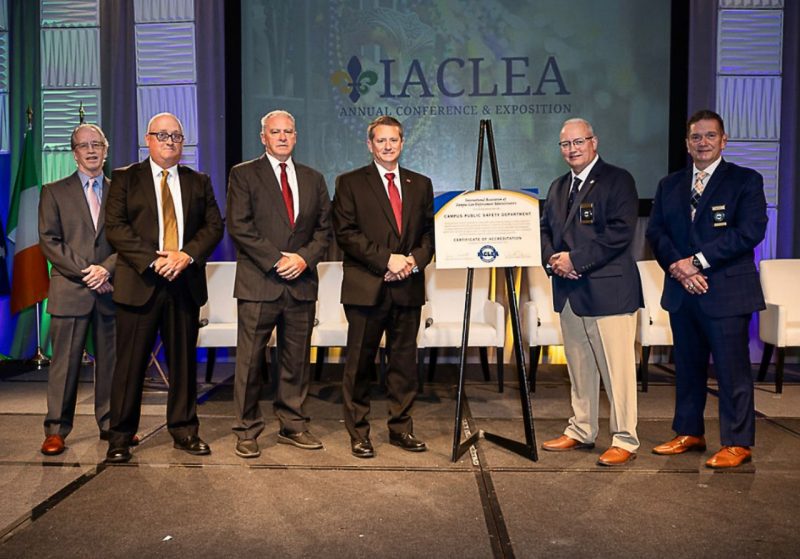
{"left": 405, "top": 178, "right": 411, "bottom": 183}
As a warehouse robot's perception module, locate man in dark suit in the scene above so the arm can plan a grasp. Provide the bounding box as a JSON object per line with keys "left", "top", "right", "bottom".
{"left": 332, "top": 116, "right": 434, "bottom": 458}
{"left": 38, "top": 123, "right": 116, "bottom": 455}
{"left": 540, "top": 117, "right": 643, "bottom": 466}
{"left": 227, "top": 110, "right": 331, "bottom": 458}
{"left": 647, "top": 110, "right": 767, "bottom": 469}
{"left": 103, "top": 112, "right": 223, "bottom": 463}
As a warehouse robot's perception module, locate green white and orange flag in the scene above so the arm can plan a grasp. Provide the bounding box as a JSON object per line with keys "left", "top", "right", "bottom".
{"left": 6, "top": 128, "right": 49, "bottom": 314}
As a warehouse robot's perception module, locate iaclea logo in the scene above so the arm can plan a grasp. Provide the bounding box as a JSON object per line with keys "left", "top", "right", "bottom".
{"left": 478, "top": 245, "right": 499, "bottom": 263}
{"left": 331, "top": 53, "right": 569, "bottom": 104}
{"left": 331, "top": 56, "right": 378, "bottom": 103}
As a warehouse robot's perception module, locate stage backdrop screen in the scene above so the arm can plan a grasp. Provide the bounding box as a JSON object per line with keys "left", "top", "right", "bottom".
{"left": 241, "top": 0, "right": 671, "bottom": 197}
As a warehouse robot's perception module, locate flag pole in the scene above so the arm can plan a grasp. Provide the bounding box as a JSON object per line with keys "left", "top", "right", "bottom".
{"left": 25, "top": 106, "right": 50, "bottom": 368}
{"left": 31, "top": 302, "right": 50, "bottom": 369}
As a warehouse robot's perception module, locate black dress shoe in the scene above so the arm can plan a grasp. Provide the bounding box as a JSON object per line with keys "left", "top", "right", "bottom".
{"left": 173, "top": 435, "right": 211, "bottom": 456}
{"left": 389, "top": 432, "right": 427, "bottom": 452}
{"left": 105, "top": 446, "right": 131, "bottom": 463}
{"left": 351, "top": 438, "right": 375, "bottom": 459}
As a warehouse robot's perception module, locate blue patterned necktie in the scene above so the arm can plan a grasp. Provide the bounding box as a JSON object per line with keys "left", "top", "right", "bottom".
{"left": 690, "top": 171, "right": 707, "bottom": 221}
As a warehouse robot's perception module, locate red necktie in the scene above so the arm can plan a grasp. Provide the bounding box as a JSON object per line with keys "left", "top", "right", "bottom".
{"left": 279, "top": 162, "right": 295, "bottom": 228}
{"left": 385, "top": 172, "right": 402, "bottom": 234}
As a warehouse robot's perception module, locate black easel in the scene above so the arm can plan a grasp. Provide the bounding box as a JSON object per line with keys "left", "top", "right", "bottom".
{"left": 451, "top": 120, "right": 538, "bottom": 463}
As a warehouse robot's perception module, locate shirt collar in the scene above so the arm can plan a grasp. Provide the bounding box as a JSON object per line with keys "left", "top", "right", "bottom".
{"left": 266, "top": 152, "right": 293, "bottom": 171}
{"left": 374, "top": 161, "right": 400, "bottom": 180}
{"left": 571, "top": 154, "right": 599, "bottom": 183}
{"left": 77, "top": 170, "right": 104, "bottom": 189}
{"left": 149, "top": 158, "right": 179, "bottom": 179}
{"left": 693, "top": 156, "right": 722, "bottom": 179}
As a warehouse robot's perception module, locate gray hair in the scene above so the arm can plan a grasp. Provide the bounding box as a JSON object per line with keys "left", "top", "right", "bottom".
{"left": 561, "top": 117, "right": 595, "bottom": 136}
{"left": 70, "top": 123, "right": 109, "bottom": 150}
{"left": 261, "top": 110, "right": 296, "bottom": 132}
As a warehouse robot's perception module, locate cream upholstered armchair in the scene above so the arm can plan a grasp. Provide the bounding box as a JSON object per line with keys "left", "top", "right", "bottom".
{"left": 197, "top": 262, "right": 275, "bottom": 383}
{"left": 311, "top": 261, "right": 386, "bottom": 381}
{"left": 758, "top": 259, "right": 800, "bottom": 394}
{"left": 635, "top": 260, "right": 673, "bottom": 392}
{"left": 310, "top": 261, "right": 349, "bottom": 380}
{"left": 197, "top": 262, "right": 237, "bottom": 383}
{"left": 522, "top": 266, "right": 563, "bottom": 392}
{"left": 417, "top": 262, "right": 506, "bottom": 391}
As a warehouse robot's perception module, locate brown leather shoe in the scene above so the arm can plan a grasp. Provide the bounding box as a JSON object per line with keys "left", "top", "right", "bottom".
{"left": 652, "top": 435, "right": 706, "bottom": 455}
{"left": 542, "top": 435, "right": 595, "bottom": 452}
{"left": 41, "top": 434, "right": 65, "bottom": 456}
{"left": 597, "top": 446, "right": 636, "bottom": 466}
{"left": 705, "top": 446, "right": 752, "bottom": 469}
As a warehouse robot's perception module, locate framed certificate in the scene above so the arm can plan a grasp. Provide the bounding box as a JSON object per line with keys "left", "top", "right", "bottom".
{"left": 434, "top": 190, "right": 540, "bottom": 269}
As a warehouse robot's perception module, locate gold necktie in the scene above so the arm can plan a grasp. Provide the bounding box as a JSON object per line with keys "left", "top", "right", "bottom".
{"left": 161, "top": 169, "right": 178, "bottom": 251}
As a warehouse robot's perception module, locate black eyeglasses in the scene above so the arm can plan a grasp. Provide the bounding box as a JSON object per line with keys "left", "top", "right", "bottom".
{"left": 558, "top": 136, "right": 594, "bottom": 149}
{"left": 148, "top": 132, "right": 185, "bottom": 143}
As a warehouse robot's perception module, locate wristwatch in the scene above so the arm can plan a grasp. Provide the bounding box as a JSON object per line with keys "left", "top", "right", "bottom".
{"left": 691, "top": 255, "right": 703, "bottom": 270}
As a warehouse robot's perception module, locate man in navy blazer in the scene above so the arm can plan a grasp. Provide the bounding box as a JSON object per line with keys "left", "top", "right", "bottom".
{"left": 227, "top": 110, "right": 331, "bottom": 458}
{"left": 646, "top": 110, "right": 767, "bottom": 468}
{"left": 333, "top": 116, "right": 434, "bottom": 459}
{"left": 540, "top": 118, "right": 643, "bottom": 466}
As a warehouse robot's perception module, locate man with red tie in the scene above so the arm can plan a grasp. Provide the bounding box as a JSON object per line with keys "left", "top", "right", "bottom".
{"left": 227, "top": 110, "right": 331, "bottom": 459}
{"left": 333, "top": 116, "right": 435, "bottom": 458}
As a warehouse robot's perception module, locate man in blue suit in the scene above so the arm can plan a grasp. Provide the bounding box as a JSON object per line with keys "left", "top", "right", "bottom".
{"left": 646, "top": 110, "right": 767, "bottom": 469}
{"left": 540, "top": 118, "right": 643, "bottom": 466}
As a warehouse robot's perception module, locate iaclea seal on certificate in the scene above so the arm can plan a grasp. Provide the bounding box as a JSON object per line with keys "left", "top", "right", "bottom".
{"left": 478, "top": 245, "right": 499, "bottom": 263}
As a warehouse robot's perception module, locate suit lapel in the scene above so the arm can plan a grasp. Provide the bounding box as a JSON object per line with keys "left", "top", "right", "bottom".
{"left": 139, "top": 159, "right": 159, "bottom": 224}
{"left": 560, "top": 159, "right": 602, "bottom": 233}
{"left": 95, "top": 176, "right": 111, "bottom": 239}
{"left": 295, "top": 163, "right": 312, "bottom": 228}
{"left": 694, "top": 160, "right": 727, "bottom": 220}
{"left": 398, "top": 169, "right": 414, "bottom": 238}
{"left": 365, "top": 164, "right": 400, "bottom": 236}
{"left": 178, "top": 165, "right": 193, "bottom": 226}
{"left": 67, "top": 172, "right": 95, "bottom": 233}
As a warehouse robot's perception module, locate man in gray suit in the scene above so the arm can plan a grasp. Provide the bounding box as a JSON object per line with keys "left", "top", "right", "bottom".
{"left": 227, "top": 110, "right": 331, "bottom": 458}
{"left": 38, "top": 123, "right": 117, "bottom": 455}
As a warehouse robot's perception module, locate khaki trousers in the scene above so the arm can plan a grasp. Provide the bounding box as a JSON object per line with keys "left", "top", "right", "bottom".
{"left": 560, "top": 300, "right": 639, "bottom": 451}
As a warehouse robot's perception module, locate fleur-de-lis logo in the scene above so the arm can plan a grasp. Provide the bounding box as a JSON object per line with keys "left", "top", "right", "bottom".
{"left": 331, "top": 56, "right": 378, "bottom": 103}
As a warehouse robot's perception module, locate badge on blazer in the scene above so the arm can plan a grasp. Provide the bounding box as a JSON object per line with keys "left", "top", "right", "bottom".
{"left": 579, "top": 202, "right": 594, "bottom": 224}
{"left": 711, "top": 204, "right": 727, "bottom": 227}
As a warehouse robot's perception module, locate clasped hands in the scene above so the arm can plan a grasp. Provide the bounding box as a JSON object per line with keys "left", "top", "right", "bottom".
{"left": 154, "top": 250, "right": 192, "bottom": 282}
{"left": 81, "top": 264, "right": 113, "bottom": 294}
{"left": 548, "top": 252, "right": 580, "bottom": 280}
{"left": 276, "top": 252, "right": 307, "bottom": 281}
{"left": 384, "top": 254, "right": 416, "bottom": 282}
{"left": 669, "top": 256, "right": 708, "bottom": 295}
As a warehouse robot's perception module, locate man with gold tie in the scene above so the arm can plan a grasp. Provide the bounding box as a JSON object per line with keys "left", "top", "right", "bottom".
{"left": 103, "top": 113, "right": 223, "bottom": 463}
